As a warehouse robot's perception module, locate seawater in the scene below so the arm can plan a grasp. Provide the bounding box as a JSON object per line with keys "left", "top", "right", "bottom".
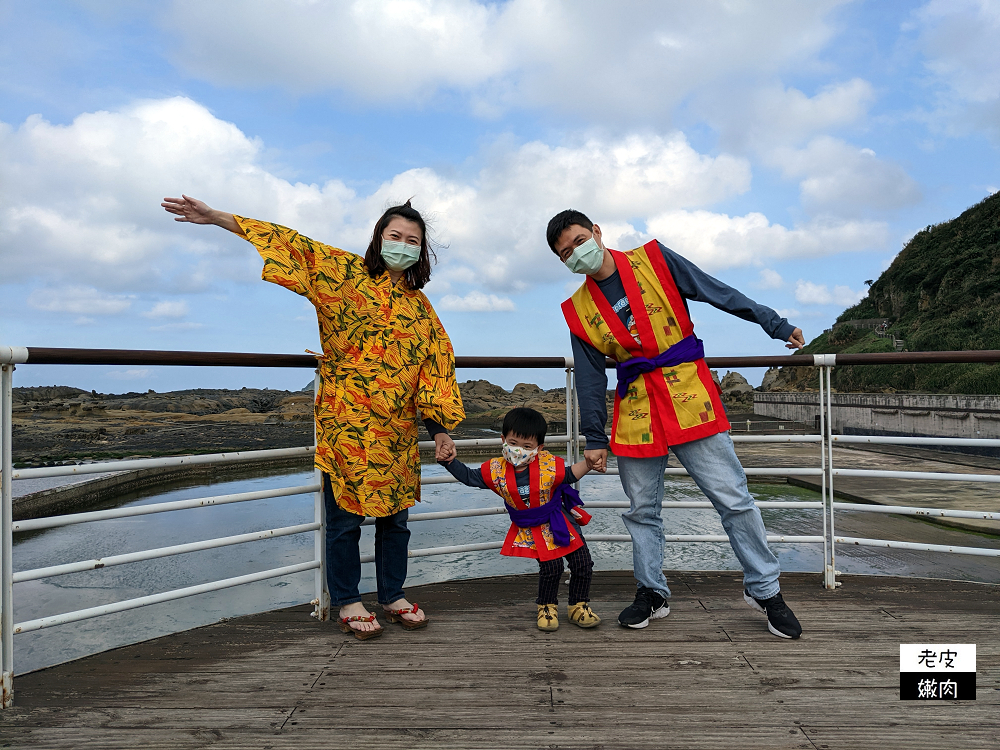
{"left": 12, "top": 461, "right": 825, "bottom": 675}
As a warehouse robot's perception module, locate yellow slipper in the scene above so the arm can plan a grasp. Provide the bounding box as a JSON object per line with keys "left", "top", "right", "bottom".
{"left": 568, "top": 602, "right": 601, "bottom": 628}
{"left": 537, "top": 604, "right": 559, "bottom": 631}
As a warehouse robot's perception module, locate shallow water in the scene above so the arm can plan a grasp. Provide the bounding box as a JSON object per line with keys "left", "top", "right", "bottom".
{"left": 9, "top": 460, "right": 829, "bottom": 674}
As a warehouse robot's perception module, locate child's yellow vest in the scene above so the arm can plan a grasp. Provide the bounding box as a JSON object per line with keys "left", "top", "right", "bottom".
{"left": 561, "top": 241, "right": 729, "bottom": 457}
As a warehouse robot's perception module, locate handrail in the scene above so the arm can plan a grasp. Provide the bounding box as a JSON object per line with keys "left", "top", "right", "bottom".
{"left": 0, "top": 347, "right": 571, "bottom": 369}
{"left": 5, "top": 346, "right": 1000, "bottom": 368}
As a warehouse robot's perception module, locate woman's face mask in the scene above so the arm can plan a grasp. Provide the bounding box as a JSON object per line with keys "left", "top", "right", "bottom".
{"left": 563, "top": 236, "right": 605, "bottom": 275}
{"left": 502, "top": 441, "right": 539, "bottom": 467}
{"left": 381, "top": 239, "right": 421, "bottom": 271}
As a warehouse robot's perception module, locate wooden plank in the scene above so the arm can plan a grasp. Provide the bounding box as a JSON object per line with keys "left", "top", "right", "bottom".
{"left": 3, "top": 572, "right": 998, "bottom": 749}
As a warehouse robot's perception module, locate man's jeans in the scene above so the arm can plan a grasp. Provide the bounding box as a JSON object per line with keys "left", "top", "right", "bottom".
{"left": 324, "top": 475, "right": 409, "bottom": 607}
{"left": 618, "top": 431, "right": 780, "bottom": 601}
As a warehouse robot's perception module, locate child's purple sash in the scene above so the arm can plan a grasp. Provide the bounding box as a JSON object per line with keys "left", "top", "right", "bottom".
{"left": 505, "top": 484, "right": 584, "bottom": 548}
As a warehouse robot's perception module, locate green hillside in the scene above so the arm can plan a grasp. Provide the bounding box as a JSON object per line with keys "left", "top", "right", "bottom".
{"left": 795, "top": 191, "right": 1000, "bottom": 393}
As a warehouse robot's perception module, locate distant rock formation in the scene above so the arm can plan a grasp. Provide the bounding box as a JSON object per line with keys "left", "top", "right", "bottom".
{"left": 13, "top": 386, "right": 313, "bottom": 420}
{"left": 720, "top": 371, "right": 753, "bottom": 395}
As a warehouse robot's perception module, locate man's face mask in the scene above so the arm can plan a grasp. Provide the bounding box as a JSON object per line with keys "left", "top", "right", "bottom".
{"left": 381, "top": 239, "right": 421, "bottom": 271}
{"left": 563, "top": 236, "right": 604, "bottom": 275}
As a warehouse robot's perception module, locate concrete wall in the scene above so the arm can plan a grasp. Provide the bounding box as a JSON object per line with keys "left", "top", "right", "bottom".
{"left": 753, "top": 392, "right": 1000, "bottom": 441}
{"left": 13, "top": 455, "right": 312, "bottom": 522}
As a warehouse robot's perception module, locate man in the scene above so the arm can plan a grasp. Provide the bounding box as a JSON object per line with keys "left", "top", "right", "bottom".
{"left": 548, "top": 209, "right": 804, "bottom": 639}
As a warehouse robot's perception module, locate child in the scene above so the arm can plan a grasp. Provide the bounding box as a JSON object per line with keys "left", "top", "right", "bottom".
{"left": 438, "top": 407, "right": 601, "bottom": 631}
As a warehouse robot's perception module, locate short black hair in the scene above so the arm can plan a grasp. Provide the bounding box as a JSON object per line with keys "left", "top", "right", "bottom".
{"left": 501, "top": 407, "right": 548, "bottom": 445}
{"left": 546, "top": 209, "right": 593, "bottom": 253}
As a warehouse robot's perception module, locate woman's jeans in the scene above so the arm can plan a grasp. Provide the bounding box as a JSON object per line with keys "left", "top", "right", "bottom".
{"left": 618, "top": 431, "right": 781, "bottom": 601}
{"left": 324, "top": 475, "right": 409, "bottom": 607}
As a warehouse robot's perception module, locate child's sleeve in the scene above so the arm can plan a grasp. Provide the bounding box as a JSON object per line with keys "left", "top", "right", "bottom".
{"left": 563, "top": 462, "right": 588, "bottom": 484}
{"left": 441, "top": 458, "right": 489, "bottom": 489}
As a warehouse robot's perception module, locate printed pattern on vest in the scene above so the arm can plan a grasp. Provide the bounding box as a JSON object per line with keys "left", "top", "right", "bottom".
{"left": 484, "top": 451, "right": 582, "bottom": 560}
{"left": 562, "top": 241, "right": 729, "bottom": 457}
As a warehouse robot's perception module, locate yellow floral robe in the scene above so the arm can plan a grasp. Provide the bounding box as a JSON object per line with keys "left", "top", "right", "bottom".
{"left": 235, "top": 217, "right": 465, "bottom": 517}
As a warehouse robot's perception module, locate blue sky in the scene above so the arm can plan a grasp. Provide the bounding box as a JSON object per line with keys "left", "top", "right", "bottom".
{"left": 2, "top": 0, "right": 999, "bottom": 392}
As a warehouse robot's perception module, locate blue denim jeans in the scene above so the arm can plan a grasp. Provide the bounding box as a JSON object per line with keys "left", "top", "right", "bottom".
{"left": 324, "top": 475, "right": 409, "bottom": 607}
{"left": 618, "top": 431, "right": 780, "bottom": 601}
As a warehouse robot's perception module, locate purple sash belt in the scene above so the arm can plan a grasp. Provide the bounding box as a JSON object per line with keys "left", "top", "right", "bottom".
{"left": 506, "top": 484, "right": 584, "bottom": 548}
{"left": 615, "top": 335, "right": 705, "bottom": 399}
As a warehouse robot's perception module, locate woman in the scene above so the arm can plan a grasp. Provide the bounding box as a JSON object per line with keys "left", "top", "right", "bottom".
{"left": 162, "top": 195, "right": 465, "bottom": 639}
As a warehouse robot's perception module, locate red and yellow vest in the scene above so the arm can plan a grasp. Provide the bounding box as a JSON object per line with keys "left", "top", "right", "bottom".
{"left": 561, "top": 241, "right": 729, "bottom": 457}
{"left": 481, "top": 450, "right": 584, "bottom": 561}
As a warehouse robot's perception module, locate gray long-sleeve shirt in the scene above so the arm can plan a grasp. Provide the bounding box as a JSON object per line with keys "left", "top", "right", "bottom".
{"left": 572, "top": 241, "right": 795, "bottom": 450}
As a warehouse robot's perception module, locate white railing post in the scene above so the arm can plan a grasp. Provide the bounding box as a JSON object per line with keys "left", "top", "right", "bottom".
{"left": 311, "top": 369, "right": 329, "bottom": 622}
{"left": 565, "top": 366, "right": 574, "bottom": 461}
{"left": 566, "top": 363, "right": 580, "bottom": 488}
{"left": 824, "top": 365, "right": 839, "bottom": 589}
{"left": 573, "top": 369, "right": 581, "bottom": 465}
{"left": 1, "top": 364, "right": 14, "bottom": 707}
{"left": 817, "top": 363, "right": 829, "bottom": 584}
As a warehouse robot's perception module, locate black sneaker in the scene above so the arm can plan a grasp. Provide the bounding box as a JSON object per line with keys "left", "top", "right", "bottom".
{"left": 618, "top": 586, "right": 670, "bottom": 629}
{"left": 744, "top": 589, "right": 802, "bottom": 639}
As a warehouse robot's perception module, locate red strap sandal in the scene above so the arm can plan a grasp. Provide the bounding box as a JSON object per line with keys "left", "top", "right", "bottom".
{"left": 383, "top": 602, "right": 429, "bottom": 630}
{"left": 338, "top": 611, "right": 383, "bottom": 641}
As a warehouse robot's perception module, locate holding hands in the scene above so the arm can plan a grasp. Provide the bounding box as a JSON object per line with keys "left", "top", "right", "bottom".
{"left": 434, "top": 432, "right": 457, "bottom": 462}
{"left": 584, "top": 448, "right": 607, "bottom": 474}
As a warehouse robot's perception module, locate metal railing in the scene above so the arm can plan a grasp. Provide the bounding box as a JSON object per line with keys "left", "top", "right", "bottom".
{"left": 2, "top": 346, "right": 1000, "bottom": 708}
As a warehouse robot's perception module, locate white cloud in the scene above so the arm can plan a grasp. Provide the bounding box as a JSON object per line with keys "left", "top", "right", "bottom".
{"left": 1, "top": 96, "right": 757, "bottom": 295}
{"left": 1, "top": 99, "right": 268, "bottom": 291}
{"left": 794, "top": 280, "right": 865, "bottom": 306}
{"left": 769, "top": 137, "right": 922, "bottom": 216}
{"left": 911, "top": 0, "right": 1000, "bottom": 137}
{"left": 701, "top": 79, "right": 877, "bottom": 153}
{"left": 0, "top": 97, "right": 357, "bottom": 298}
{"left": 916, "top": 0, "right": 1000, "bottom": 103}
{"left": 163, "top": 0, "right": 848, "bottom": 121}
{"left": 756, "top": 269, "right": 785, "bottom": 289}
{"left": 697, "top": 81, "right": 919, "bottom": 220}
{"left": 437, "top": 291, "right": 516, "bottom": 312}
{"left": 143, "top": 300, "right": 189, "bottom": 318}
{"left": 2, "top": 96, "right": 895, "bottom": 320}
{"left": 645, "top": 210, "right": 888, "bottom": 272}
{"left": 776, "top": 308, "right": 801, "bottom": 319}
{"left": 27, "top": 286, "right": 134, "bottom": 315}
{"left": 164, "top": 0, "right": 509, "bottom": 101}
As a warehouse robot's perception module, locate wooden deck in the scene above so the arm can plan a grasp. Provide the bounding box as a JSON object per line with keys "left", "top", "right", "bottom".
{"left": 2, "top": 571, "right": 998, "bottom": 749}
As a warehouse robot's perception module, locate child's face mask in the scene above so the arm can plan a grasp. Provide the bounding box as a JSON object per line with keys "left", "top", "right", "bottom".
{"left": 502, "top": 441, "right": 539, "bottom": 467}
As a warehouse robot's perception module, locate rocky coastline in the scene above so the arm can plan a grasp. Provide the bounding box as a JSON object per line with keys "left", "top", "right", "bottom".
{"left": 12, "top": 372, "right": 760, "bottom": 467}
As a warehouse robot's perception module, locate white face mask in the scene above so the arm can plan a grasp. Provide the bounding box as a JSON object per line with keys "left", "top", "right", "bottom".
{"left": 563, "top": 236, "right": 605, "bottom": 275}
{"left": 502, "top": 442, "right": 539, "bottom": 467}
{"left": 381, "top": 239, "right": 421, "bottom": 271}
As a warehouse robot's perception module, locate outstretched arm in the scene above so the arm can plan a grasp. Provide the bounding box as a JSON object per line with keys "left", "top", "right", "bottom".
{"left": 162, "top": 195, "right": 244, "bottom": 236}
{"left": 658, "top": 242, "right": 804, "bottom": 349}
